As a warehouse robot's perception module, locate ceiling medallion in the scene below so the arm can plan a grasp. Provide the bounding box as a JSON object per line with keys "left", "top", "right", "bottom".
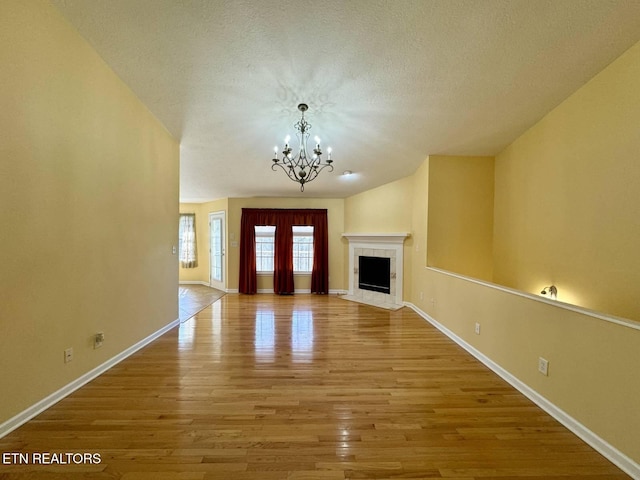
{"left": 272, "top": 103, "right": 333, "bottom": 192}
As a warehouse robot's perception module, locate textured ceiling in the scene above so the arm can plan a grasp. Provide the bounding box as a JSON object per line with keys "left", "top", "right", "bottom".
{"left": 51, "top": 0, "right": 640, "bottom": 202}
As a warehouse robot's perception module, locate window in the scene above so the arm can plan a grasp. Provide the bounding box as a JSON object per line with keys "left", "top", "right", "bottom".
{"left": 255, "top": 226, "right": 275, "bottom": 272}
{"left": 178, "top": 214, "right": 198, "bottom": 268}
{"left": 293, "top": 226, "right": 314, "bottom": 272}
{"left": 253, "top": 225, "right": 314, "bottom": 273}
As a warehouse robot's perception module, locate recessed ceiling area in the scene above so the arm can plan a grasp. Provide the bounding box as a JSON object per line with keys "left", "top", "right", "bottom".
{"left": 51, "top": 0, "right": 640, "bottom": 202}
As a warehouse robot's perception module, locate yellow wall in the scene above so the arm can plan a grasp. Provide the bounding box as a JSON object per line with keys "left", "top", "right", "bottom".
{"left": 344, "top": 176, "right": 414, "bottom": 299}
{"left": 494, "top": 40, "right": 640, "bottom": 321}
{"left": 344, "top": 176, "right": 414, "bottom": 233}
{"left": 411, "top": 266, "right": 640, "bottom": 466}
{"left": 226, "top": 197, "right": 345, "bottom": 292}
{"left": 0, "top": 0, "right": 179, "bottom": 424}
{"left": 427, "top": 155, "right": 494, "bottom": 282}
{"left": 410, "top": 159, "right": 429, "bottom": 302}
{"left": 178, "top": 198, "right": 228, "bottom": 286}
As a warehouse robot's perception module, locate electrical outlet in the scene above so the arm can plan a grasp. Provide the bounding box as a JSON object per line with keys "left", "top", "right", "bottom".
{"left": 94, "top": 332, "right": 104, "bottom": 349}
{"left": 172, "top": 245, "right": 177, "bottom": 254}
{"left": 430, "top": 298, "right": 436, "bottom": 307}
{"left": 419, "top": 291, "right": 424, "bottom": 300}
{"left": 475, "top": 322, "right": 481, "bottom": 335}
{"left": 64, "top": 348, "right": 74, "bottom": 363}
{"left": 538, "top": 357, "right": 549, "bottom": 376}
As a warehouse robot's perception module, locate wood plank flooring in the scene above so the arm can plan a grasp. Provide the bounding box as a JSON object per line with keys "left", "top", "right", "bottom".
{"left": 0, "top": 294, "right": 630, "bottom": 479}
{"left": 178, "top": 285, "right": 225, "bottom": 322}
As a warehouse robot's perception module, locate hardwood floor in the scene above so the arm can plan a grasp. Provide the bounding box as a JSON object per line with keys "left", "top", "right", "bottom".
{"left": 0, "top": 295, "right": 629, "bottom": 479}
{"left": 178, "top": 285, "right": 225, "bottom": 322}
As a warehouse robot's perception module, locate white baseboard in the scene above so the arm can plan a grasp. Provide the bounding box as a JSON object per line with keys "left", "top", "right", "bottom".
{"left": 404, "top": 302, "right": 640, "bottom": 479}
{"left": 0, "top": 318, "right": 180, "bottom": 440}
{"left": 179, "top": 280, "right": 210, "bottom": 286}
{"left": 254, "top": 289, "right": 346, "bottom": 295}
{"left": 256, "top": 289, "right": 312, "bottom": 294}
{"left": 224, "top": 289, "right": 345, "bottom": 295}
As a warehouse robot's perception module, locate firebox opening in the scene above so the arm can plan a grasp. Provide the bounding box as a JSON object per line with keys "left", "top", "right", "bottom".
{"left": 358, "top": 256, "right": 391, "bottom": 294}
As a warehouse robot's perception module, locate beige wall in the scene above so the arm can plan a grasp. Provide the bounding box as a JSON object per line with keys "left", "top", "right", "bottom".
{"left": 178, "top": 198, "right": 228, "bottom": 286}
{"left": 411, "top": 266, "right": 640, "bottom": 466}
{"left": 494, "top": 40, "right": 640, "bottom": 321}
{"left": 427, "top": 155, "right": 494, "bottom": 282}
{"left": 409, "top": 159, "right": 430, "bottom": 302}
{"left": 344, "top": 176, "right": 415, "bottom": 299}
{"left": 344, "top": 176, "right": 414, "bottom": 233}
{"left": 0, "top": 0, "right": 179, "bottom": 424}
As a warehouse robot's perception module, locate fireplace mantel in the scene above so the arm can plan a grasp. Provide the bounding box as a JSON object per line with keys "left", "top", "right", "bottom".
{"left": 342, "top": 233, "right": 410, "bottom": 244}
{"left": 342, "top": 232, "right": 411, "bottom": 310}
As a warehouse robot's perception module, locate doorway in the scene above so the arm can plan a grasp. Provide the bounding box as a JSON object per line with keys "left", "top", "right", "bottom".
{"left": 209, "top": 211, "right": 225, "bottom": 291}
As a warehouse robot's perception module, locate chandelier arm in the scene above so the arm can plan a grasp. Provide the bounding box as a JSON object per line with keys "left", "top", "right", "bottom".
{"left": 313, "top": 163, "right": 333, "bottom": 182}
{"left": 306, "top": 163, "right": 334, "bottom": 183}
{"left": 272, "top": 162, "right": 302, "bottom": 183}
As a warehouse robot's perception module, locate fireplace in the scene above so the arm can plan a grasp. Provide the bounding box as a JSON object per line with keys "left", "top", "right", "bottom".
{"left": 358, "top": 256, "right": 391, "bottom": 294}
{"left": 342, "top": 233, "right": 410, "bottom": 310}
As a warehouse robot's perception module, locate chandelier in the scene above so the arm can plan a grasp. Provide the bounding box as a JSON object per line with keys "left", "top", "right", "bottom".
{"left": 272, "top": 103, "right": 333, "bottom": 191}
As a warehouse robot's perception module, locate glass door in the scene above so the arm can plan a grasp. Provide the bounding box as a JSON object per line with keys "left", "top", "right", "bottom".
{"left": 209, "top": 211, "right": 225, "bottom": 291}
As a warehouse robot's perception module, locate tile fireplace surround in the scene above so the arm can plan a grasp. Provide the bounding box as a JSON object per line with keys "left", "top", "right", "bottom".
{"left": 342, "top": 233, "right": 410, "bottom": 310}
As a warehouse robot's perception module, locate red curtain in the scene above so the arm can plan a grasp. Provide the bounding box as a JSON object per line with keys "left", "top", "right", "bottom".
{"left": 273, "top": 216, "right": 294, "bottom": 294}
{"left": 238, "top": 208, "right": 329, "bottom": 295}
{"left": 238, "top": 211, "right": 258, "bottom": 294}
{"left": 310, "top": 211, "right": 328, "bottom": 294}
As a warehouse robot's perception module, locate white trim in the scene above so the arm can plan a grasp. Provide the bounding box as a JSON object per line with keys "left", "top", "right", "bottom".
{"left": 179, "top": 280, "right": 210, "bottom": 286}
{"left": 238, "top": 290, "right": 345, "bottom": 295}
{"left": 343, "top": 233, "right": 409, "bottom": 309}
{"left": 226, "top": 288, "right": 239, "bottom": 293}
{"left": 257, "top": 289, "right": 312, "bottom": 294}
{"left": 256, "top": 289, "right": 347, "bottom": 294}
{"left": 0, "top": 318, "right": 180, "bottom": 440}
{"left": 404, "top": 301, "right": 640, "bottom": 479}
{"left": 342, "top": 232, "right": 410, "bottom": 244}
{"left": 427, "top": 267, "right": 640, "bottom": 332}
